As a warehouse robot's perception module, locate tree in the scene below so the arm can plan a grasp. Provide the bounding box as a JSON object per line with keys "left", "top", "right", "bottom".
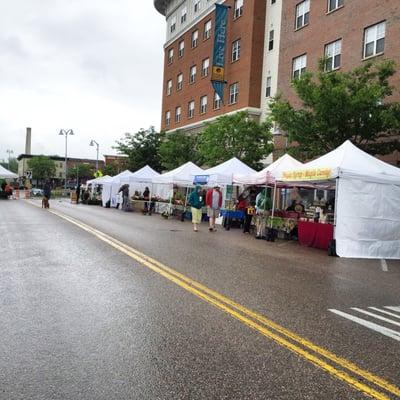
{"left": 269, "top": 59, "right": 400, "bottom": 160}
{"left": 197, "top": 111, "right": 273, "bottom": 169}
{"left": 114, "top": 127, "right": 164, "bottom": 172}
{"left": 0, "top": 158, "right": 18, "bottom": 173}
{"left": 28, "top": 156, "right": 56, "bottom": 181}
{"left": 68, "top": 164, "right": 94, "bottom": 180}
{"left": 159, "top": 130, "right": 201, "bottom": 170}
{"left": 102, "top": 164, "right": 119, "bottom": 176}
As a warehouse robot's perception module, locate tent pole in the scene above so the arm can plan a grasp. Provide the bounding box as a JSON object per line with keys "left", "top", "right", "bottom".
{"left": 270, "top": 181, "right": 277, "bottom": 228}
{"left": 333, "top": 177, "right": 339, "bottom": 239}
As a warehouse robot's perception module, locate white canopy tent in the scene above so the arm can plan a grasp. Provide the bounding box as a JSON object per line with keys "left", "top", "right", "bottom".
{"left": 0, "top": 165, "right": 18, "bottom": 179}
{"left": 120, "top": 165, "right": 160, "bottom": 197}
{"left": 280, "top": 140, "right": 400, "bottom": 259}
{"left": 152, "top": 161, "right": 204, "bottom": 200}
{"left": 200, "top": 157, "right": 256, "bottom": 186}
{"left": 86, "top": 175, "right": 112, "bottom": 186}
{"left": 233, "top": 154, "right": 303, "bottom": 185}
{"left": 101, "top": 170, "right": 132, "bottom": 207}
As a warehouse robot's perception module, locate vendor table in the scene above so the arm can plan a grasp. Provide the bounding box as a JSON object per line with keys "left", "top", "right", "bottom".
{"left": 298, "top": 221, "right": 334, "bottom": 250}
{"left": 220, "top": 209, "right": 245, "bottom": 230}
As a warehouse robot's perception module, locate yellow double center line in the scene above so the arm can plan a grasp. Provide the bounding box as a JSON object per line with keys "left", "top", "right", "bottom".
{"left": 42, "top": 205, "right": 399, "bottom": 399}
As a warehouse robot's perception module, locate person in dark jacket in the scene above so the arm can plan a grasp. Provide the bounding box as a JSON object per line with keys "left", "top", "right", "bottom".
{"left": 188, "top": 186, "right": 204, "bottom": 232}
{"left": 43, "top": 181, "right": 52, "bottom": 208}
{"left": 118, "top": 184, "right": 130, "bottom": 211}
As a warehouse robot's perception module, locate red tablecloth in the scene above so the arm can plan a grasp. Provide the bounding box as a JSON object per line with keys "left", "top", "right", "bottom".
{"left": 298, "top": 221, "right": 334, "bottom": 250}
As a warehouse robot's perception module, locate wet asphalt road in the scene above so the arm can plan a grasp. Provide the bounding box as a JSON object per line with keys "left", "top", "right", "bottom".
{"left": 0, "top": 199, "right": 399, "bottom": 400}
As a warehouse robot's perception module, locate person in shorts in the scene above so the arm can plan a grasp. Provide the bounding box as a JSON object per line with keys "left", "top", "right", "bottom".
{"left": 188, "top": 186, "right": 204, "bottom": 232}
{"left": 205, "top": 185, "right": 222, "bottom": 232}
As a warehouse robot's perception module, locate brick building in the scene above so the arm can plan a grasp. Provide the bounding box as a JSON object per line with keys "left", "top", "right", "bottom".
{"left": 155, "top": 0, "right": 400, "bottom": 165}
{"left": 155, "top": 0, "right": 267, "bottom": 134}
{"left": 275, "top": 0, "right": 400, "bottom": 165}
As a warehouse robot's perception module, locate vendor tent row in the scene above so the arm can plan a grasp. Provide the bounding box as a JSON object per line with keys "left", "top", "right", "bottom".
{"left": 91, "top": 141, "right": 400, "bottom": 260}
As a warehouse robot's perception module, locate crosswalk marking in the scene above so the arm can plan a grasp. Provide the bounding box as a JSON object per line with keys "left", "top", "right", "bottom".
{"left": 329, "top": 306, "right": 400, "bottom": 342}
{"left": 385, "top": 306, "right": 400, "bottom": 312}
{"left": 368, "top": 307, "right": 400, "bottom": 320}
{"left": 351, "top": 308, "right": 400, "bottom": 328}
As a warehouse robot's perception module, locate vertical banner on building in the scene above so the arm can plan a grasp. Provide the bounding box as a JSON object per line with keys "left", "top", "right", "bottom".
{"left": 211, "top": 3, "right": 229, "bottom": 102}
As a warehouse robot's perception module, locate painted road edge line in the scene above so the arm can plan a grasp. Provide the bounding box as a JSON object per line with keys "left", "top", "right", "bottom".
{"left": 380, "top": 259, "right": 388, "bottom": 272}
{"left": 27, "top": 202, "right": 400, "bottom": 399}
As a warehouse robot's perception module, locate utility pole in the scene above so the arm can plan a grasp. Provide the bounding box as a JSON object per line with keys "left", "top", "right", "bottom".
{"left": 59, "top": 129, "right": 74, "bottom": 193}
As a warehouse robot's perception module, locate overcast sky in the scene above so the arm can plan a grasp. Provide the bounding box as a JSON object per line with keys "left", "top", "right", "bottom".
{"left": 0, "top": 0, "right": 165, "bottom": 162}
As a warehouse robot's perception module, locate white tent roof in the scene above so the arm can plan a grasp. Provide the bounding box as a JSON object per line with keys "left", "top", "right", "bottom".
{"left": 121, "top": 165, "right": 160, "bottom": 183}
{"left": 87, "top": 175, "right": 112, "bottom": 185}
{"left": 0, "top": 165, "right": 18, "bottom": 179}
{"left": 233, "top": 154, "right": 303, "bottom": 185}
{"left": 153, "top": 161, "right": 204, "bottom": 185}
{"left": 281, "top": 140, "right": 400, "bottom": 184}
{"left": 111, "top": 169, "right": 132, "bottom": 181}
{"left": 201, "top": 157, "right": 256, "bottom": 185}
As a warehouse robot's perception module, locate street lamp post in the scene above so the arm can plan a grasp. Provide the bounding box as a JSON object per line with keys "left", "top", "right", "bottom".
{"left": 59, "top": 129, "right": 74, "bottom": 193}
{"left": 6, "top": 149, "right": 14, "bottom": 169}
{"left": 90, "top": 139, "right": 99, "bottom": 171}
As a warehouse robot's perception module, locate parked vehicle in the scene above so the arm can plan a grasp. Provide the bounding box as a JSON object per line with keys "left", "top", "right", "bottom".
{"left": 31, "top": 188, "right": 44, "bottom": 197}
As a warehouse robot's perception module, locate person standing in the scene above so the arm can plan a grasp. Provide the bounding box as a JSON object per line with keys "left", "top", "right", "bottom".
{"left": 205, "top": 185, "right": 222, "bottom": 232}
{"left": 188, "top": 186, "right": 204, "bottom": 232}
{"left": 75, "top": 180, "right": 81, "bottom": 204}
{"left": 255, "top": 189, "right": 272, "bottom": 239}
{"left": 118, "top": 184, "right": 130, "bottom": 211}
{"left": 43, "top": 181, "right": 52, "bottom": 207}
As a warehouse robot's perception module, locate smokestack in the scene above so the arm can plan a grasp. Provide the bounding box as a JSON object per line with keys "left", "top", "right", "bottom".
{"left": 25, "top": 127, "right": 31, "bottom": 155}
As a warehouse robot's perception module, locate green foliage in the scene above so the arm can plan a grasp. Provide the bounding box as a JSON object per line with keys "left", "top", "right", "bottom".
{"left": 68, "top": 163, "right": 94, "bottom": 179}
{"left": 197, "top": 111, "right": 273, "bottom": 169}
{"left": 159, "top": 130, "right": 201, "bottom": 170}
{"left": 0, "top": 158, "right": 18, "bottom": 173}
{"left": 269, "top": 59, "right": 400, "bottom": 160}
{"left": 27, "top": 156, "right": 56, "bottom": 180}
{"left": 102, "top": 164, "right": 119, "bottom": 176}
{"left": 114, "top": 127, "right": 164, "bottom": 172}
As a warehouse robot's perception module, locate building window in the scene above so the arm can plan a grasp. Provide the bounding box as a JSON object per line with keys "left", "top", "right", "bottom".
{"left": 178, "top": 40, "right": 185, "bottom": 57}
{"left": 175, "top": 106, "right": 181, "bottom": 123}
{"left": 271, "top": 0, "right": 276, "bottom": 4}
{"left": 177, "top": 73, "right": 183, "bottom": 90}
{"left": 229, "top": 82, "right": 239, "bottom": 104}
{"left": 325, "top": 39, "right": 342, "bottom": 71}
{"left": 181, "top": 7, "right": 187, "bottom": 24}
{"left": 269, "top": 30, "right": 274, "bottom": 51}
{"left": 167, "top": 48, "right": 174, "bottom": 64}
{"left": 170, "top": 16, "right": 176, "bottom": 33}
{"left": 202, "top": 58, "right": 210, "bottom": 77}
{"left": 192, "top": 30, "right": 199, "bottom": 48}
{"left": 165, "top": 111, "right": 171, "bottom": 126}
{"left": 166, "top": 79, "right": 173, "bottom": 95}
{"left": 266, "top": 76, "right": 272, "bottom": 97}
{"left": 234, "top": 0, "right": 243, "bottom": 19}
{"left": 328, "top": 0, "right": 343, "bottom": 12}
{"left": 292, "top": 54, "right": 307, "bottom": 78}
{"left": 188, "top": 101, "right": 195, "bottom": 118}
{"left": 213, "top": 92, "right": 222, "bottom": 110}
{"left": 232, "top": 39, "right": 241, "bottom": 62}
{"left": 364, "top": 21, "right": 386, "bottom": 59}
{"left": 194, "top": 0, "right": 201, "bottom": 13}
{"left": 200, "top": 95, "right": 208, "bottom": 114}
{"left": 295, "top": 0, "right": 310, "bottom": 30}
{"left": 189, "top": 65, "right": 197, "bottom": 83}
{"left": 204, "top": 20, "right": 212, "bottom": 40}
